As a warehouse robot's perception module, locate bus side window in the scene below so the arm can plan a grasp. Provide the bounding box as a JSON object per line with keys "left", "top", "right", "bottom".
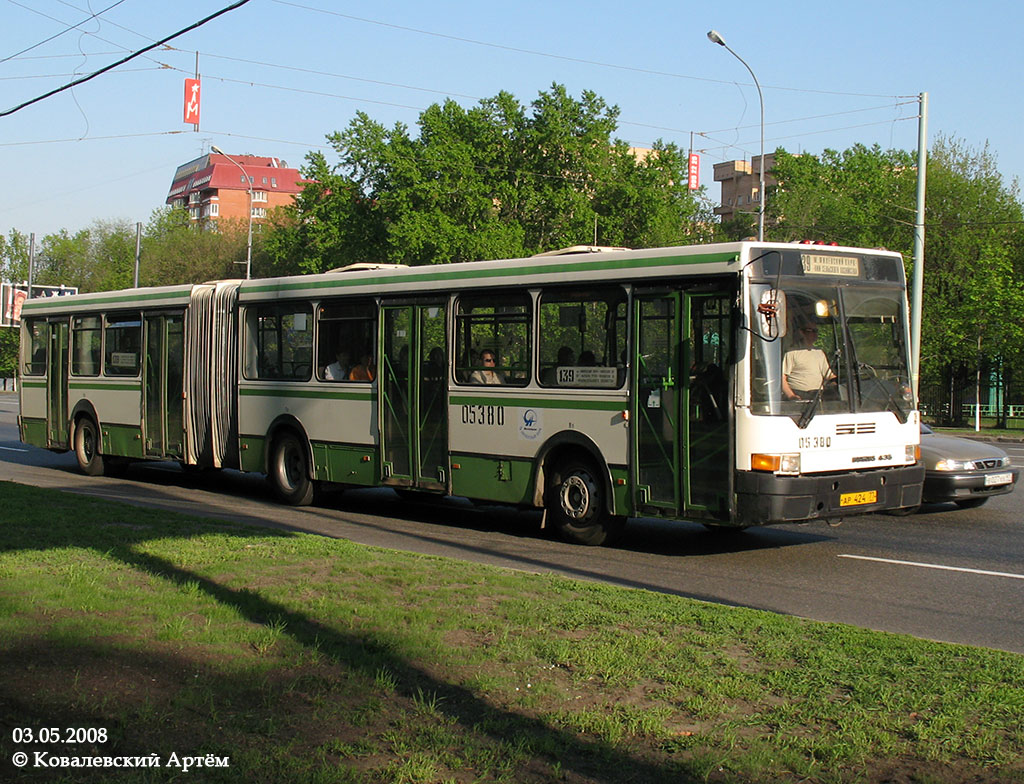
{"left": 104, "top": 313, "right": 142, "bottom": 376}
{"left": 21, "top": 319, "right": 47, "bottom": 376}
{"left": 538, "top": 287, "right": 626, "bottom": 389}
{"left": 71, "top": 315, "right": 102, "bottom": 377}
{"left": 245, "top": 303, "right": 313, "bottom": 381}
{"left": 454, "top": 292, "right": 531, "bottom": 387}
{"left": 316, "top": 300, "right": 376, "bottom": 383}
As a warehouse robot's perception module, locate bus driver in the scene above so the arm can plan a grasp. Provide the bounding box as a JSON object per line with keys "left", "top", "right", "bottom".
{"left": 782, "top": 323, "right": 834, "bottom": 401}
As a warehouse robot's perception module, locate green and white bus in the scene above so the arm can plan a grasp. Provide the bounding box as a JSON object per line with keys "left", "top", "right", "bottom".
{"left": 18, "top": 242, "right": 924, "bottom": 545}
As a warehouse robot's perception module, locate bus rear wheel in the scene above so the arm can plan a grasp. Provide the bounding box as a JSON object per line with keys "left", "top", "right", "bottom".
{"left": 269, "top": 431, "right": 314, "bottom": 506}
{"left": 547, "top": 458, "right": 623, "bottom": 546}
{"left": 74, "top": 417, "right": 105, "bottom": 477}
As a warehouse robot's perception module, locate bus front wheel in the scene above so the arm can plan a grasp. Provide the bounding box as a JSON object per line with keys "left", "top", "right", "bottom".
{"left": 74, "top": 417, "right": 105, "bottom": 477}
{"left": 547, "top": 459, "right": 623, "bottom": 546}
{"left": 269, "top": 431, "right": 314, "bottom": 506}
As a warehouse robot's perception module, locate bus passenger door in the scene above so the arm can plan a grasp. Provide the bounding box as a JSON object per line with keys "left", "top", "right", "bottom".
{"left": 633, "top": 293, "right": 681, "bottom": 514}
{"left": 683, "top": 293, "right": 731, "bottom": 519}
{"left": 143, "top": 314, "right": 185, "bottom": 458}
{"left": 633, "top": 290, "right": 732, "bottom": 520}
{"left": 380, "top": 302, "right": 448, "bottom": 491}
{"left": 46, "top": 319, "right": 69, "bottom": 449}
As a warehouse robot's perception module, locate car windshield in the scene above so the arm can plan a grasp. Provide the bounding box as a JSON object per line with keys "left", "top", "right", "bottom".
{"left": 750, "top": 280, "right": 914, "bottom": 422}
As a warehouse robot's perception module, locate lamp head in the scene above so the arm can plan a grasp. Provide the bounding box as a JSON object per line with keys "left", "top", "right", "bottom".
{"left": 211, "top": 144, "right": 224, "bottom": 154}
{"left": 707, "top": 29, "right": 726, "bottom": 46}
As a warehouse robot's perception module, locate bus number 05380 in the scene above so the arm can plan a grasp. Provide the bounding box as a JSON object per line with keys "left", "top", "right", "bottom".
{"left": 461, "top": 405, "right": 505, "bottom": 426}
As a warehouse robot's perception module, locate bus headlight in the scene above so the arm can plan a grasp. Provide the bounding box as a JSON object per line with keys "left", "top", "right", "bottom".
{"left": 751, "top": 453, "right": 801, "bottom": 475}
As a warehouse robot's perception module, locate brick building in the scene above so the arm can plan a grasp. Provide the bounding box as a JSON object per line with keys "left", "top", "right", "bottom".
{"left": 166, "top": 152, "right": 305, "bottom": 228}
{"left": 712, "top": 153, "right": 776, "bottom": 224}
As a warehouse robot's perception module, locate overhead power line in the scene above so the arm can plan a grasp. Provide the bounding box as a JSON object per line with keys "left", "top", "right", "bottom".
{"left": 1, "top": 0, "right": 128, "bottom": 64}
{"left": 273, "top": 0, "right": 912, "bottom": 99}
{"left": 0, "top": 0, "right": 253, "bottom": 118}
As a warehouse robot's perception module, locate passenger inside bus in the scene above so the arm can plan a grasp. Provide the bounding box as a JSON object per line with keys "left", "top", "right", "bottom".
{"left": 469, "top": 348, "right": 503, "bottom": 384}
{"left": 424, "top": 347, "right": 445, "bottom": 381}
{"left": 324, "top": 349, "right": 350, "bottom": 381}
{"left": 349, "top": 353, "right": 375, "bottom": 382}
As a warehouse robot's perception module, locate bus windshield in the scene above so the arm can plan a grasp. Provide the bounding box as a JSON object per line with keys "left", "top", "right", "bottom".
{"left": 750, "top": 280, "right": 913, "bottom": 421}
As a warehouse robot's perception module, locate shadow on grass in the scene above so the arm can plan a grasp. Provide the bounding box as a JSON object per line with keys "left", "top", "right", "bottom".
{"left": 0, "top": 482, "right": 704, "bottom": 783}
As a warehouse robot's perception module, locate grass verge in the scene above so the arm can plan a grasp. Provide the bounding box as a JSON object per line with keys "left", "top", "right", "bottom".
{"left": 1, "top": 481, "right": 1022, "bottom": 783}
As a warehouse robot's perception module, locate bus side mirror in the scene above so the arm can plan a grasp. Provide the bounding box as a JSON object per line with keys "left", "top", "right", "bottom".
{"left": 756, "top": 289, "right": 787, "bottom": 339}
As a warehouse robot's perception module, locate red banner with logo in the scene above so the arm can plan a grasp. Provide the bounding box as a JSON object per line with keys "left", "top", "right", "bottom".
{"left": 184, "top": 78, "right": 201, "bottom": 125}
{"left": 687, "top": 153, "right": 700, "bottom": 191}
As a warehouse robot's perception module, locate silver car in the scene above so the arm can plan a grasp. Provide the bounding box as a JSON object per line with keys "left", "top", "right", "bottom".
{"left": 919, "top": 424, "right": 1019, "bottom": 508}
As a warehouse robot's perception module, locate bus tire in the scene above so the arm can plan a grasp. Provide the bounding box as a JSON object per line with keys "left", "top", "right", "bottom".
{"left": 547, "top": 458, "right": 623, "bottom": 546}
{"left": 74, "top": 416, "right": 105, "bottom": 477}
{"left": 269, "top": 431, "right": 314, "bottom": 506}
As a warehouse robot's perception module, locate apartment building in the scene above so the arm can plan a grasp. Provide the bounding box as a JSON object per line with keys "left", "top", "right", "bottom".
{"left": 712, "top": 153, "right": 776, "bottom": 224}
{"left": 166, "top": 152, "right": 305, "bottom": 227}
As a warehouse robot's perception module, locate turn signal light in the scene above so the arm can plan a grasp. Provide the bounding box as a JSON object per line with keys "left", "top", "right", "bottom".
{"left": 751, "top": 453, "right": 801, "bottom": 475}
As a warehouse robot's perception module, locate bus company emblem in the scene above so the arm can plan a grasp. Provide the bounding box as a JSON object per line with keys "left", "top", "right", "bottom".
{"left": 519, "top": 408, "right": 542, "bottom": 440}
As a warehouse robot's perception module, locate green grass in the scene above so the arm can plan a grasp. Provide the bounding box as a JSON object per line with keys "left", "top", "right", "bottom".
{"left": 1, "top": 481, "right": 1022, "bottom": 783}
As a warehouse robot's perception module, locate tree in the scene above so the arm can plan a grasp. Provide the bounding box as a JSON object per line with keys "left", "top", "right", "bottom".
{"left": 0, "top": 229, "right": 32, "bottom": 283}
{"left": 140, "top": 207, "right": 251, "bottom": 286}
{"left": 917, "top": 137, "right": 1024, "bottom": 422}
{"left": 264, "top": 84, "right": 709, "bottom": 274}
{"left": 0, "top": 327, "right": 17, "bottom": 385}
{"left": 769, "top": 137, "right": 1024, "bottom": 422}
{"left": 25, "top": 220, "right": 136, "bottom": 294}
{"left": 769, "top": 143, "right": 917, "bottom": 252}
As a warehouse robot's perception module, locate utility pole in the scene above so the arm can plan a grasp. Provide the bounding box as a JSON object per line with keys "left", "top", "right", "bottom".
{"left": 134, "top": 222, "right": 142, "bottom": 288}
{"left": 910, "top": 92, "right": 928, "bottom": 400}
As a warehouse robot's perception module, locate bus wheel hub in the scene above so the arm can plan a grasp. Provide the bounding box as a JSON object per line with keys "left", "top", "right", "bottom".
{"left": 560, "top": 474, "right": 596, "bottom": 520}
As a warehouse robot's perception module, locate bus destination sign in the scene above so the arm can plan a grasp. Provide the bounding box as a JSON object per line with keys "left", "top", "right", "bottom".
{"left": 801, "top": 254, "right": 860, "bottom": 277}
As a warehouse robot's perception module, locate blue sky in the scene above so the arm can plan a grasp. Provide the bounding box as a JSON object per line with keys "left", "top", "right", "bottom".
{"left": 1, "top": 0, "right": 1017, "bottom": 241}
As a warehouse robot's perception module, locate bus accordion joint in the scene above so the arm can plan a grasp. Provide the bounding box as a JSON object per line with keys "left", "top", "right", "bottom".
{"left": 751, "top": 453, "right": 801, "bottom": 475}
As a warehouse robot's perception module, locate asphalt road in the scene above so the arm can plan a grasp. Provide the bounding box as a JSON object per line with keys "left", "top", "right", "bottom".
{"left": 2, "top": 392, "right": 1022, "bottom": 655}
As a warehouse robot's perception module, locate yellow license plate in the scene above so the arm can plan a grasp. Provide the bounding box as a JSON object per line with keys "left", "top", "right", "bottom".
{"left": 840, "top": 490, "right": 877, "bottom": 507}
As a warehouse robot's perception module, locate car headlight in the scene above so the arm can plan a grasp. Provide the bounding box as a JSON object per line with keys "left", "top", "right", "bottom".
{"left": 999, "top": 456, "right": 1011, "bottom": 467}
{"left": 934, "top": 458, "right": 973, "bottom": 472}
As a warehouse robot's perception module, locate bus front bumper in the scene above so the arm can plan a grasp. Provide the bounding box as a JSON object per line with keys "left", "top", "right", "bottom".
{"left": 735, "top": 463, "right": 924, "bottom": 525}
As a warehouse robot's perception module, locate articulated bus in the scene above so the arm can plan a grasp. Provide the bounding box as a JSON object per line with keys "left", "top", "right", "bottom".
{"left": 18, "top": 242, "right": 924, "bottom": 545}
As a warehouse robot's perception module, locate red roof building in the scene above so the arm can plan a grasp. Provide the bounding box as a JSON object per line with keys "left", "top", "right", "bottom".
{"left": 166, "top": 152, "right": 306, "bottom": 227}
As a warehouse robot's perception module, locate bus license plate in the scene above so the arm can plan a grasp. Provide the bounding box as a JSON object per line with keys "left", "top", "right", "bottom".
{"left": 840, "top": 490, "right": 877, "bottom": 507}
{"left": 984, "top": 473, "right": 1013, "bottom": 487}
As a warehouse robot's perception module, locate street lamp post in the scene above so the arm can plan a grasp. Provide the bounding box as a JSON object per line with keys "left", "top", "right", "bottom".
{"left": 707, "top": 29, "right": 766, "bottom": 242}
{"left": 210, "top": 144, "right": 253, "bottom": 279}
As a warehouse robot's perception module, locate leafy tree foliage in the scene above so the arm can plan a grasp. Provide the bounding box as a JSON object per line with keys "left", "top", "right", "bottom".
{"left": 0, "top": 210, "right": 261, "bottom": 294}
{"left": 769, "top": 143, "right": 917, "bottom": 252}
{"left": 140, "top": 207, "right": 253, "bottom": 286}
{"left": 0, "top": 230, "right": 32, "bottom": 283}
{"left": 770, "top": 137, "right": 1024, "bottom": 419}
{"left": 265, "top": 84, "right": 711, "bottom": 273}
{"left": 0, "top": 327, "right": 16, "bottom": 383}
{"left": 919, "top": 138, "right": 1024, "bottom": 418}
